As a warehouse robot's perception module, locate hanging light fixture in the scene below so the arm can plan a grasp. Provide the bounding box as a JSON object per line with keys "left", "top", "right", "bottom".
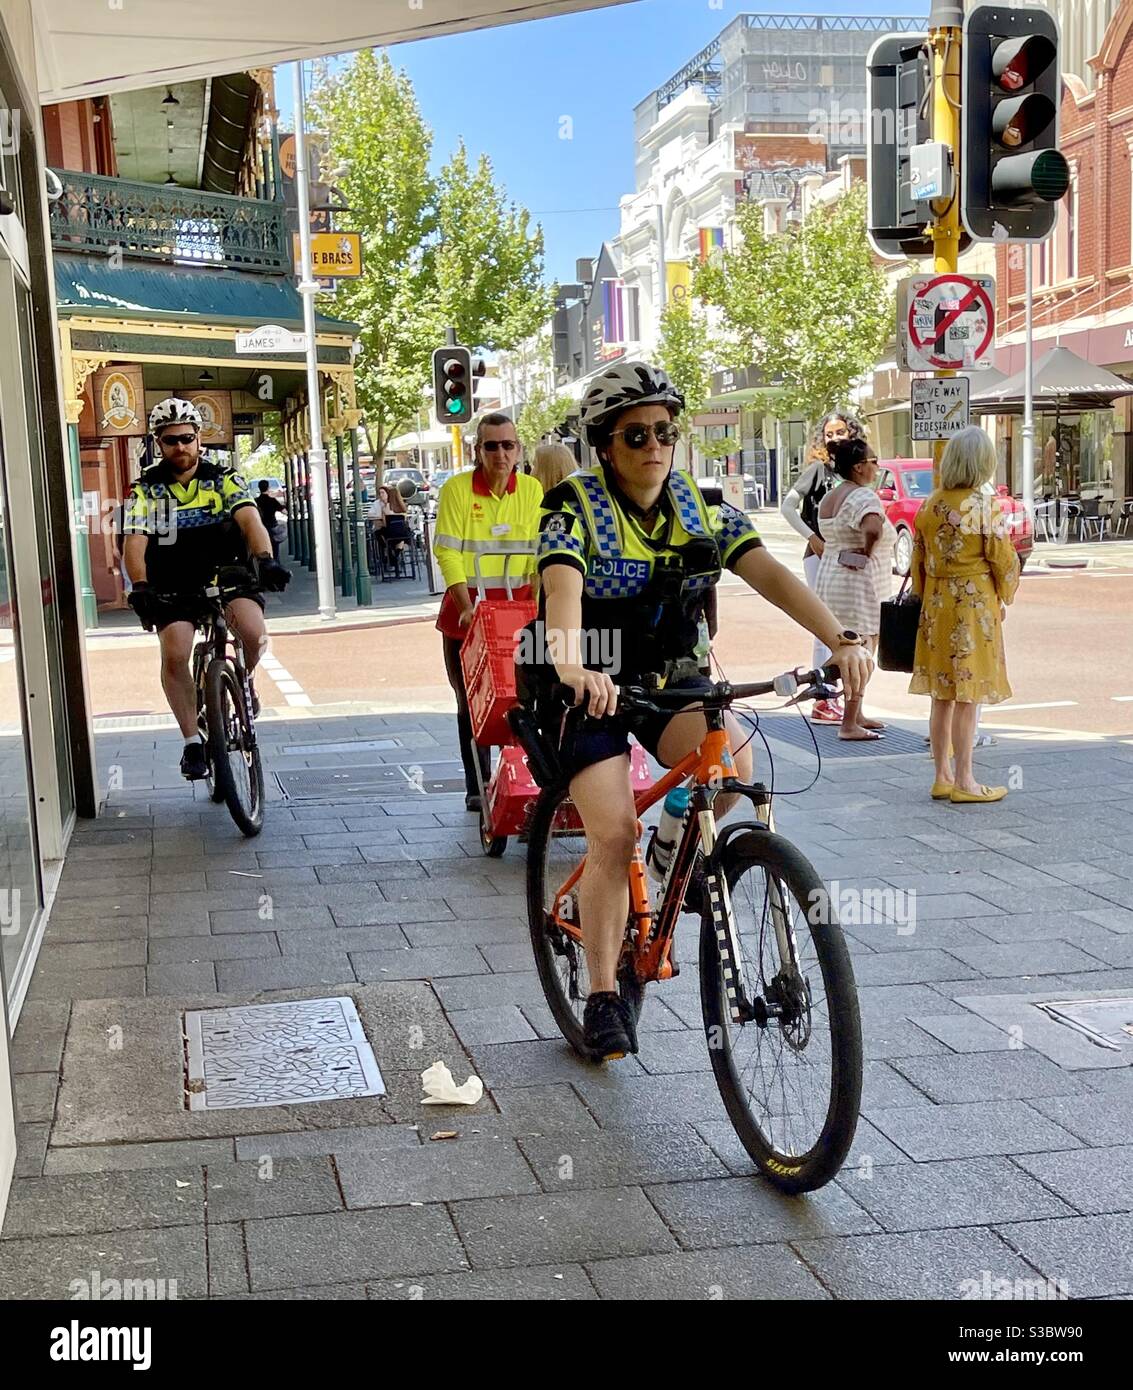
{"left": 198, "top": 370, "right": 215, "bottom": 383}
{"left": 162, "top": 87, "right": 179, "bottom": 106}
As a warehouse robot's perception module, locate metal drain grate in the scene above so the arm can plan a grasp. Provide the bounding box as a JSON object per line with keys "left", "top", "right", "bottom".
{"left": 184, "top": 997, "right": 385, "bottom": 1110}
{"left": 1037, "top": 997, "right": 1133, "bottom": 1054}
{"left": 751, "top": 714, "right": 928, "bottom": 758}
{"left": 276, "top": 761, "right": 466, "bottom": 801}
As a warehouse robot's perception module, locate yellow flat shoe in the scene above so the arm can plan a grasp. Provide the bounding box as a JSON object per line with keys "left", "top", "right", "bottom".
{"left": 950, "top": 785, "right": 1007, "bottom": 804}
{"left": 931, "top": 781, "right": 954, "bottom": 800}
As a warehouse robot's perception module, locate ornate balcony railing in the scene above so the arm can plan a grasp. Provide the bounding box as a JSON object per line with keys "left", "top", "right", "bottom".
{"left": 48, "top": 170, "right": 289, "bottom": 273}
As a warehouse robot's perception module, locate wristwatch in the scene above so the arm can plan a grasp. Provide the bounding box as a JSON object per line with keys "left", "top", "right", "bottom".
{"left": 833, "top": 630, "right": 863, "bottom": 646}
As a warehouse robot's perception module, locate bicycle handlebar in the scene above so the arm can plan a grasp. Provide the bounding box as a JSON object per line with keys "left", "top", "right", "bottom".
{"left": 548, "top": 664, "right": 843, "bottom": 717}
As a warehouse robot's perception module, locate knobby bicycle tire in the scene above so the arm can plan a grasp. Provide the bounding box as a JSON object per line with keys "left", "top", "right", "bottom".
{"left": 205, "top": 659, "right": 264, "bottom": 837}
{"left": 526, "top": 782, "right": 643, "bottom": 1057}
{"left": 699, "top": 829, "right": 862, "bottom": 1194}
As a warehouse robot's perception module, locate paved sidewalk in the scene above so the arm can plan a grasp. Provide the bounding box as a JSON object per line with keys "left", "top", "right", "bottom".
{"left": 4, "top": 709, "right": 1133, "bottom": 1300}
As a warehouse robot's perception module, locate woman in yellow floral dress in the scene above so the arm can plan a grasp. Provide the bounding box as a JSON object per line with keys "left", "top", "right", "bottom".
{"left": 910, "top": 427, "right": 1020, "bottom": 804}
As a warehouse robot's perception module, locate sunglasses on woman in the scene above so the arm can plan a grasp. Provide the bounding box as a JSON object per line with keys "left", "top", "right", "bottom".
{"left": 610, "top": 422, "right": 680, "bottom": 449}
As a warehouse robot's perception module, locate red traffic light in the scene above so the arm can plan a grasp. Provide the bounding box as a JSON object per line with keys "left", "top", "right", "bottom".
{"left": 992, "top": 34, "right": 1055, "bottom": 93}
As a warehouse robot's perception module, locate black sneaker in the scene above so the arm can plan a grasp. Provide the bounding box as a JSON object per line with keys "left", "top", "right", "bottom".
{"left": 582, "top": 991, "right": 637, "bottom": 1062}
{"left": 683, "top": 861, "right": 707, "bottom": 916}
{"left": 180, "top": 742, "right": 209, "bottom": 781}
{"left": 249, "top": 679, "right": 261, "bottom": 717}
{"left": 465, "top": 793, "right": 482, "bottom": 813}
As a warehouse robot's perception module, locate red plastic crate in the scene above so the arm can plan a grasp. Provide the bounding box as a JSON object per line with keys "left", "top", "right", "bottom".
{"left": 485, "top": 745, "right": 541, "bottom": 836}
{"left": 465, "top": 646, "right": 521, "bottom": 746}
{"left": 461, "top": 596, "right": 536, "bottom": 683}
{"left": 461, "top": 598, "right": 536, "bottom": 747}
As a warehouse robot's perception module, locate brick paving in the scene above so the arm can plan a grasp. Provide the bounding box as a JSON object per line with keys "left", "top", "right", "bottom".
{"left": 3, "top": 710, "right": 1133, "bottom": 1299}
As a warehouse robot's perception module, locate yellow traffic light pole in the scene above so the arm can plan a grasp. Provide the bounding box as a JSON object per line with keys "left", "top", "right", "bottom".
{"left": 930, "top": 10, "right": 963, "bottom": 485}
{"left": 451, "top": 424, "right": 463, "bottom": 470}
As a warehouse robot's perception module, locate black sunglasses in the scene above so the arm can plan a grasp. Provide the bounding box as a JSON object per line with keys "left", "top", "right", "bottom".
{"left": 159, "top": 432, "right": 197, "bottom": 446}
{"left": 481, "top": 440, "right": 518, "bottom": 453}
{"left": 610, "top": 421, "right": 680, "bottom": 449}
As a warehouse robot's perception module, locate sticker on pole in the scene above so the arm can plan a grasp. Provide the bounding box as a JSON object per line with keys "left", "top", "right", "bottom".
{"left": 898, "top": 274, "right": 995, "bottom": 372}
{"left": 911, "top": 376, "right": 970, "bottom": 440}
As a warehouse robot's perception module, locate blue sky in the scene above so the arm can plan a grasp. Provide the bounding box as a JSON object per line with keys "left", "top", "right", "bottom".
{"left": 278, "top": 1, "right": 925, "bottom": 285}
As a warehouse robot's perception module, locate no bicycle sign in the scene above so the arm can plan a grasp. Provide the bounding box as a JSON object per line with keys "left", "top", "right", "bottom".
{"left": 897, "top": 274, "right": 995, "bottom": 373}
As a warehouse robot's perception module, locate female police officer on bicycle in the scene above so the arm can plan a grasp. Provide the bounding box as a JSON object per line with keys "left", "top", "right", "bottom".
{"left": 525, "top": 360, "right": 872, "bottom": 1061}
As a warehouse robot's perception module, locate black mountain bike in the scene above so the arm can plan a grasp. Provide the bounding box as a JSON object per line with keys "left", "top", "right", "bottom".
{"left": 139, "top": 567, "right": 266, "bottom": 837}
{"left": 186, "top": 569, "right": 265, "bottom": 837}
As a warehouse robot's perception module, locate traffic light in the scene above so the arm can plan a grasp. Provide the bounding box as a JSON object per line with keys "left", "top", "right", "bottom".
{"left": 470, "top": 356, "right": 487, "bottom": 415}
{"left": 962, "top": 4, "right": 1070, "bottom": 242}
{"left": 432, "top": 346, "right": 473, "bottom": 425}
{"left": 866, "top": 33, "right": 933, "bottom": 259}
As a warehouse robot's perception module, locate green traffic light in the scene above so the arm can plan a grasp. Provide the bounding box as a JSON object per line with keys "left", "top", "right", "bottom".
{"left": 445, "top": 398, "right": 463, "bottom": 415}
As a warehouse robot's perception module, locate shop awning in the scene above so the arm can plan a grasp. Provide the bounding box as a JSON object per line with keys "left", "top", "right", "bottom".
{"left": 53, "top": 255, "right": 357, "bottom": 336}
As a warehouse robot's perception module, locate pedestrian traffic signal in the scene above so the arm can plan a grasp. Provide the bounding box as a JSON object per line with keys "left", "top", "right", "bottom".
{"left": 432, "top": 346, "right": 473, "bottom": 425}
{"left": 470, "top": 356, "right": 487, "bottom": 415}
{"left": 866, "top": 33, "right": 933, "bottom": 259}
{"left": 962, "top": 4, "right": 1070, "bottom": 242}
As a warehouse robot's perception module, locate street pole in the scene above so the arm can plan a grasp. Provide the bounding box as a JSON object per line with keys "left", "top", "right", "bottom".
{"left": 1022, "top": 247, "right": 1035, "bottom": 526}
{"left": 655, "top": 202, "right": 667, "bottom": 317}
{"left": 445, "top": 325, "right": 463, "bottom": 469}
{"left": 292, "top": 59, "right": 337, "bottom": 621}
{"left": 929, "top": 0, "right": 964, "bottom": 486}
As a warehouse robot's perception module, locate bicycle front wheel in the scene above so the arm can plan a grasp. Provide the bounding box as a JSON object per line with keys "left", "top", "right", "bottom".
{"left": 700, "top": 829, "right": 861, "bottom": 1193}
{"left": 526, "top": 782, "right": 643, "bottom": 1057}
{"left": 205, "top": 660, "right": 264, "bottom": 837}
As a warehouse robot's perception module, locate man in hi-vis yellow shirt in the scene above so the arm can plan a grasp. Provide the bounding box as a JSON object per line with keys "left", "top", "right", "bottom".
{"left": 433, "top": 413, "right": 543, "bottom": 812}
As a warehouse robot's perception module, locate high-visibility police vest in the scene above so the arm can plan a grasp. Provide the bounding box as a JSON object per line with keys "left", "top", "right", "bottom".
{"left": 536, "top": 466, "right": 760, "bottom": 677}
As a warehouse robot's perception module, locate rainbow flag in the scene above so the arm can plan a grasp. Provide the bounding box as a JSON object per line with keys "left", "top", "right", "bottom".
{"left": 698, "top": 227, "right": 725, "bottom": 263}
{"left": 602, "top": 279, "right": 625, "bottom": 344}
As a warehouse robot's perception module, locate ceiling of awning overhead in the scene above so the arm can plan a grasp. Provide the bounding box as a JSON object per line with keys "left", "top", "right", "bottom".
{"left": 32, "top": 0, "right": 635, "bottom": 102}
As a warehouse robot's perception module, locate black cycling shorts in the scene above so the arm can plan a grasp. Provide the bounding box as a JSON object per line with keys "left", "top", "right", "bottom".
{"left": 151, "top": 584, "right": 265, "bottom": 633}
{"left": 554, "top": 675, "right": 716, "bottom": 783}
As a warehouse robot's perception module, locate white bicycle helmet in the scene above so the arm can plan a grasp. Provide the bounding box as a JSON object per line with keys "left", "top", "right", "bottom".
{"left": 149, "top": 397, "right": 203, "bottom": 437}
{"left": 579, "top": 360, "right": 684, "bottom": 445}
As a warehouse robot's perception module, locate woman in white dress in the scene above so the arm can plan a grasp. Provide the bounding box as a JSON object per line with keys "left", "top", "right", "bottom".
{"left": 780, "top": 410, "right": 867, "bottom": 724}
{"left": 814, "top": 437, "right": 897, "bottom": 741}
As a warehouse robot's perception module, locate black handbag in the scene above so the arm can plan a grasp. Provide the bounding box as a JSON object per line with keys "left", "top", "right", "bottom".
{"left": 878, "top": 576, "right": 922, "bottom": 673}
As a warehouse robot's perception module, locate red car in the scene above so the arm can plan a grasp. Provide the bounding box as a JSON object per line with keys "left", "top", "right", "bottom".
{"left": 877, "top": 458, "right": 1034, "bottom": 575}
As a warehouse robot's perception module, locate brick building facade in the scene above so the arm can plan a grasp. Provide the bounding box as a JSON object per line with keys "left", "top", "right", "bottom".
{"left": 993, "top": 0, "right": 1133, "bottom": 496}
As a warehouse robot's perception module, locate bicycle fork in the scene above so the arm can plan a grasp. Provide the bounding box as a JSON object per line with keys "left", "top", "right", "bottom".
{"left": 702, "top": 793, "right": 804, "bottom": 1028}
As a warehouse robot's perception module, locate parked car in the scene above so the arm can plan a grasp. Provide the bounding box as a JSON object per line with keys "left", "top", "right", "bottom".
{"left": 877, "top": 458, "right": 1034, "bottom": 575}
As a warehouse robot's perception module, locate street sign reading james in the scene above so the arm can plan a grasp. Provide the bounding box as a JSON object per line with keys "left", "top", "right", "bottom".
{"left": 235, "top": 325, "right": 309, "bottom": 355}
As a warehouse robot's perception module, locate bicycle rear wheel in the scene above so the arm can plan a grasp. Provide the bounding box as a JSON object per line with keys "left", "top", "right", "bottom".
{"left": 700, "top": 829, "right": 861, "bottom": 1193}
{"left": 205, "top": 659, "right": 264, "bottom": 837}
{"left": 526, "top": 782, "right": 643, "bottom": 1057}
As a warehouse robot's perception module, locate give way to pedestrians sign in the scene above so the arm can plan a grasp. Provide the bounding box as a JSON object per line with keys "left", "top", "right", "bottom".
{"left": 897, "top": 274, "right": 995, "bottom": 372}
{"left": 911, "top": 376, "right": 970, "bottom": 441}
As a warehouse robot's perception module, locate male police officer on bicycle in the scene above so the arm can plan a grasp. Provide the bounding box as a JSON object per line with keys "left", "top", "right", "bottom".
{"left": 123, "top": 398, "right": 291, "bottom": 780}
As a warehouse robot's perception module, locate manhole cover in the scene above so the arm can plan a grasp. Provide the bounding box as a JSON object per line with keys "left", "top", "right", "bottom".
{"left": 183, "top": 997, "right": 385, "bottom": 1110}
{"left": 752, "top": 714, "right": 928, "bottom": 758}
{"left": 277, "top": 761, "right": 466, "bottom": 800}
{"left": 1037, "top": 998, "right": 1133, "bottom": 1053}
{"left": 281, "top": 739, "right": 402, "bottom": 756}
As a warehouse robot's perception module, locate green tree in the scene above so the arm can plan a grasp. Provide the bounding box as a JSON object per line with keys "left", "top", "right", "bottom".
{"left": 308, "top": 50, "right": 438, "bottom": 463}
{"left": 434, "top": 142, "right": 554, "bottom": 352}
{"left": 655, "top": 295, "right": 716, "bottom": 418}
{"left": 696, "top": 183, "right": 891, "bottom": 428}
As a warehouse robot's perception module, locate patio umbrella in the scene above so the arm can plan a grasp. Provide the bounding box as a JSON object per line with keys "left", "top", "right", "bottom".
{"left": 970, "top": 346, "right": 1133, "bottom": 414}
